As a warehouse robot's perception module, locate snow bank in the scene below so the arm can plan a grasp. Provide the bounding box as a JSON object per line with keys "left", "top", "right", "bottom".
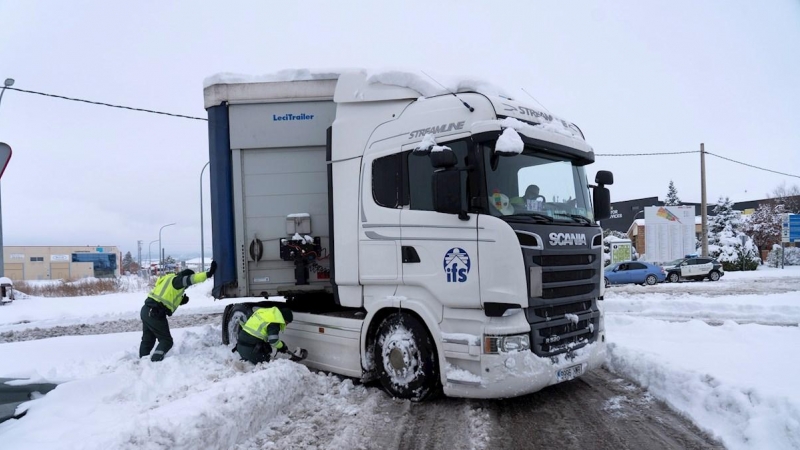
{"left": 606, "top": 316, "right": 800, "bottom": 450}
{"left": 0, "top": 280, "right": 242, "bottom": 333}
{"left": 605, "top": 290, "right": 800, "bottom": 325}
{"left": 0, "top": 326, "right": 361, "bottom": 450}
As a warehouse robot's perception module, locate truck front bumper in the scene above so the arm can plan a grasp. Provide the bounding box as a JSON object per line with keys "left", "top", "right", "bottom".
{"left": 442, "top": 333, "right": 607, "bottom": 399}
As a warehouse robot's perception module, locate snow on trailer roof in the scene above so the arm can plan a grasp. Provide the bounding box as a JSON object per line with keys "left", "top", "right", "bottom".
{"left": 203, "top": 69, "right": 582, "bottom": 139}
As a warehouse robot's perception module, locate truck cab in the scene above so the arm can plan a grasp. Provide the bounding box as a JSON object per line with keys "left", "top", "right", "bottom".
{"left": 205, "top": 70, "right": 613, "bottom": 400}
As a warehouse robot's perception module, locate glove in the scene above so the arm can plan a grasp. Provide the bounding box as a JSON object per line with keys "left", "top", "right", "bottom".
{"left": 206, "top": 261, "right": 217, "bottom": 278}
{"left": 276, "top": 344, "right": 290, "bottom": 354}
{"left": 181, "top": 294, "right": 189, "bottom": 305}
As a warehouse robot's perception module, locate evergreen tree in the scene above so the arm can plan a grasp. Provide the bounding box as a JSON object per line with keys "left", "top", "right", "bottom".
{"left": 709, "top": 196, "right": 738, "bottom": 244}
{"left": 741, "top": 201, "right": 784, "bottom": 263}
{"left": 122, "top": 251, "right": 134, "bottom": 273}
{"left": 708, "top": 196, "right": 759, "bottom": 270}
{"left": 665, "top": 180, "right": 681, "bottom": 206}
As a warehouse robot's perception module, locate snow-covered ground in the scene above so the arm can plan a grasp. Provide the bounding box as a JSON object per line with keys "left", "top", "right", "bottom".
{"left": 0, "top": 279, "right": 240, "bottom": 334}
{"left": 1, "top": 265, "right": 799, "bottom": 449}
{"left": 605, "top": 265, "right": 800, "bottom": 450}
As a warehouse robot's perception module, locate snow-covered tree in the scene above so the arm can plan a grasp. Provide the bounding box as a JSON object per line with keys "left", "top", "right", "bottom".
{"left": 665, "top": 180, "right": 681, "bottom": 206}
{"left": 708, "top": 197, "right": 739, "bottom": 244}
{"left": 772, "top": 183, "right": 800, "bottom": 214}
{"left": 741, "top": 201, "right": 784, "bottom": 263}
{"left": 767, "top": 245, "right": 800, "bottom": 267}
{"left": 707, "top": 197, "right": 759, "bottom": 271}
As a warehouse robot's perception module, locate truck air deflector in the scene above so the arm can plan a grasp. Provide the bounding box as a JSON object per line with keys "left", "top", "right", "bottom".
{"left": 207, "top": 103, "right": 236, "bottom": 299}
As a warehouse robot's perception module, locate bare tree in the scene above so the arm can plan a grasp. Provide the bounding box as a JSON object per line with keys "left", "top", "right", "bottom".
{"left": 771, "top": 182, "right": 800, "bottom": 213}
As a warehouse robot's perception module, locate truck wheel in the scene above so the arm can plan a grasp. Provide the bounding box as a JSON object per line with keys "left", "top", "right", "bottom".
{"left": 668, "top": 272, "right": 680, "bottom": 283}
{"left": 709, "top": 271, "right": 721, "bottom": 281}
{"left": 374, "top": 313, "right": 440, "bottom": 401}
{"left": 223, "top": 304, "right": 253, "bottom": 346}
{"left": 645, "top": 274, "right": 658, "bottom": 285}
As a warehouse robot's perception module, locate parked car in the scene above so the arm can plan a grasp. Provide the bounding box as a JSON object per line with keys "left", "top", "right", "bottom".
{"left": 604, "top": 261, "right": 666, "bottom": 287}
{"left": 662, "top": 257, "right": 724, "bottom": 282}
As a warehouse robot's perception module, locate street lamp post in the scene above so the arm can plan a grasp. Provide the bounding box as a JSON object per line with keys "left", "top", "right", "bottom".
{"left": 0, "top": 78, "right": 14, "bottom": 278}
{"left": 148, "top": 239, "right": 158, "bottom": 274}
{"left": 159, "top": 223, "right": 176, "bottom": 270}
{"left": 200, "top": 161, "right": 210, "bottom": 272}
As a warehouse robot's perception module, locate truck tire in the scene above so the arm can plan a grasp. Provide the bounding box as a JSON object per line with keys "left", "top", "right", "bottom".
{"left": 222, "top": 304, "right": 253, "bottom": 346}
{"left": 645, "top": 274, "right": 658, "bottom": 285}
{"left": 667, "top": 272, "right": 680, "bottom": 283}
{"left": 709, "top": 270, "right": 721, "bottom": 281}
{"left": 374, "top": 313, "right": 440, "bottom": 401}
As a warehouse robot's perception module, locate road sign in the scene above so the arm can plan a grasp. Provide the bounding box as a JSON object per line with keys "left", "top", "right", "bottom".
{"left": 781, "top": 214, "right": 800, "bottom": 243}
{"left": 0, "top": 143, "right": 11, "bottom": 178}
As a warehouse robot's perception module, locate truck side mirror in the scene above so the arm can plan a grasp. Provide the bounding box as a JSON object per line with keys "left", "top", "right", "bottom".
{"left": 593, "top": 186, "right": 611, "bottom": 220}
{"left": 430, "top": 149, "right": 457, "bottom": 169}
{"left": 432, "top": 169, "right": 462, "bottom": 215}
{"left": 595, "top": 170, "right": 614, "bottom": 185}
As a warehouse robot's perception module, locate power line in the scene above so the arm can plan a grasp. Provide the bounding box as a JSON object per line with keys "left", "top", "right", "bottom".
{"left": 596, "top": 149, "right": 800, "bottom": 179}
{"left": 705, "top": 151, "right": 800, "bottom": 179}
{"left": 5, "top": 87, "right": 207, "bottom": 122}
{"left": 596, "top": 150, "right": 700, "bottom": 156}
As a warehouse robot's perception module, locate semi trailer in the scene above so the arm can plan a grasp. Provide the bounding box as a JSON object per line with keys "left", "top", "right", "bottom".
{"left": 204, "top": 70, "right": 614, "bottom": 400}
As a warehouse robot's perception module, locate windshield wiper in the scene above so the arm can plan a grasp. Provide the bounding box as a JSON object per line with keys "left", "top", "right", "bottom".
{"left": 553, "top": 213, "right": 594, "bottom": 225}
{"left": 500, "top": 213, "right": 554, "bottom": 223}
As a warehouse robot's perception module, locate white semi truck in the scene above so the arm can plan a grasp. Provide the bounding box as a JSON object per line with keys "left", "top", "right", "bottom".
{"left": 204, "top": 70, "right": 614, "bottom": 400}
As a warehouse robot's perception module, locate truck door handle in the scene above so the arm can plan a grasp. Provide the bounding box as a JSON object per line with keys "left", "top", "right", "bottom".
{"left": 402, "top": 246, "right": 420, "bottom": 263}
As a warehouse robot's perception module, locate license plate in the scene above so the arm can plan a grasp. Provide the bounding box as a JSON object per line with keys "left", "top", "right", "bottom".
{"left": 557, "top": 364, "right": 583, "bottom": 382}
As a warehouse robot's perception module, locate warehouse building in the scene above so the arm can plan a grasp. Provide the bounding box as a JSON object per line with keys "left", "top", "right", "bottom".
{"left": 3, "top": 246, "right": 121, "bottom": 281}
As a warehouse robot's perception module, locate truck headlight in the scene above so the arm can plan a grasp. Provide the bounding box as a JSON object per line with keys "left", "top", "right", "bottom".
{"left": 484, "top": 334, "right": 531, "bottom": 354}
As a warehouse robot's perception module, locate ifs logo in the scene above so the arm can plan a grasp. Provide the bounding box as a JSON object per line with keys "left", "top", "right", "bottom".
{"left": 443, "top": 248, "right": 471, "bottom": 283}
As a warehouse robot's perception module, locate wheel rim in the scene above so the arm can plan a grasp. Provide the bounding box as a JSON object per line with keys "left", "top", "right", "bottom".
{"left": 711, "top": 272, "right": 719, "bottom": 281}
{"left": 381, "top": 328, "right": 422, "bottom": 385}
{"left": 605, "top": 278, "right": 610, "bottom": 288}
{"left": 647, "top": 275, "right": 656, "bottom": 285}
{"left": 228, "top": 311, "right": 248, "bottom": 344}
{"left": 669, "top": 273, "right": 678, "bottom": 282}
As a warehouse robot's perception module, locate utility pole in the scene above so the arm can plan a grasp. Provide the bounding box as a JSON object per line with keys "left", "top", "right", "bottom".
{"left": 137, "top": 240, "right": 142, "bottom": 274}
{"left": 700, "top": 143, "right": 709, "bottom": 257}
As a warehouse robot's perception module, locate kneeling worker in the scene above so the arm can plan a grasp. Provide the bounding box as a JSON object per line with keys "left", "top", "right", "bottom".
{"left": 236, "top": 306, "right": 307, "bottom": 364}
{"left": 139, "top": 261, "right": 217, "bottom": 361}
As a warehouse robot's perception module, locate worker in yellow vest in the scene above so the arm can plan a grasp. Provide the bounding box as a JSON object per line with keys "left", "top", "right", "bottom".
{"left": 235, "top": 306, "right": 307, "bottom": 364}
{"left": 139, "top": 261, "right": 217, "bottom": 361}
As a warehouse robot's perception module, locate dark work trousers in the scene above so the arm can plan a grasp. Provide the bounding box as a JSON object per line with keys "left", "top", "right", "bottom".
{"left": 236, "top": 329, "right": 271, "bottom": 365}
{"left": 140, "top": 302, "right": 173, "bottom": 361}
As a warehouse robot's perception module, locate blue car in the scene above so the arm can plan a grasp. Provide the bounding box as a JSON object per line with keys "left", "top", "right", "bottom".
{"left": 605, "top": 261, "right": 666, "bottom": 287}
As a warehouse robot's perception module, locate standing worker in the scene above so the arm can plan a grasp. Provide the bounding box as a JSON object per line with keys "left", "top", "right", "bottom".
{"left": 140, "top": 261, "right": 217, "bottom": 361}
{"left": 236, "top": 306, "right": 307, "bottom": 364}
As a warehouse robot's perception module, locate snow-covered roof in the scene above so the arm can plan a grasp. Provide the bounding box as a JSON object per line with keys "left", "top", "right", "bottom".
{"left": 203, "top": 69, "right": 583, "bottom": 139}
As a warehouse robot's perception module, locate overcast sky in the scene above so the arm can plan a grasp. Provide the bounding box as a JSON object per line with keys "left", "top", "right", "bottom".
{"left": 0, "top": 0, "right": 798, "bottom": 257}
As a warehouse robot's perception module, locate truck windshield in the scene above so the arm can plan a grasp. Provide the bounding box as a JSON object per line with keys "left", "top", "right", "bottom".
{"left": 482, "top": 144, "right": 594, "bottom": 223}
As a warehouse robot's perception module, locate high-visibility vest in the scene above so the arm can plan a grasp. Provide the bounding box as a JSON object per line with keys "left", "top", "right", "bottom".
{"left": 242, "top": 307, "right": 286, "bottom": 342}
{"left": 148, "top": 272, "right": 206, "bottom": 313}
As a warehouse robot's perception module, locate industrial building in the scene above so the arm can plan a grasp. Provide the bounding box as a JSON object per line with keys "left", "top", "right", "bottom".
{"left": 3, "top": 246, "right": 121, "bottom": 281}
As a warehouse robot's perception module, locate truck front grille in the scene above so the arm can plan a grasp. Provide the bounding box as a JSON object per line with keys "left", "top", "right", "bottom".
{"left": 542, "top": 269, "right": 595, "bottom": 283}
{"left": 539, "top": 318, "right": 593, "bottom": 354}
{"left": 542, "top": 283, "right": 594, "bottom": 299}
